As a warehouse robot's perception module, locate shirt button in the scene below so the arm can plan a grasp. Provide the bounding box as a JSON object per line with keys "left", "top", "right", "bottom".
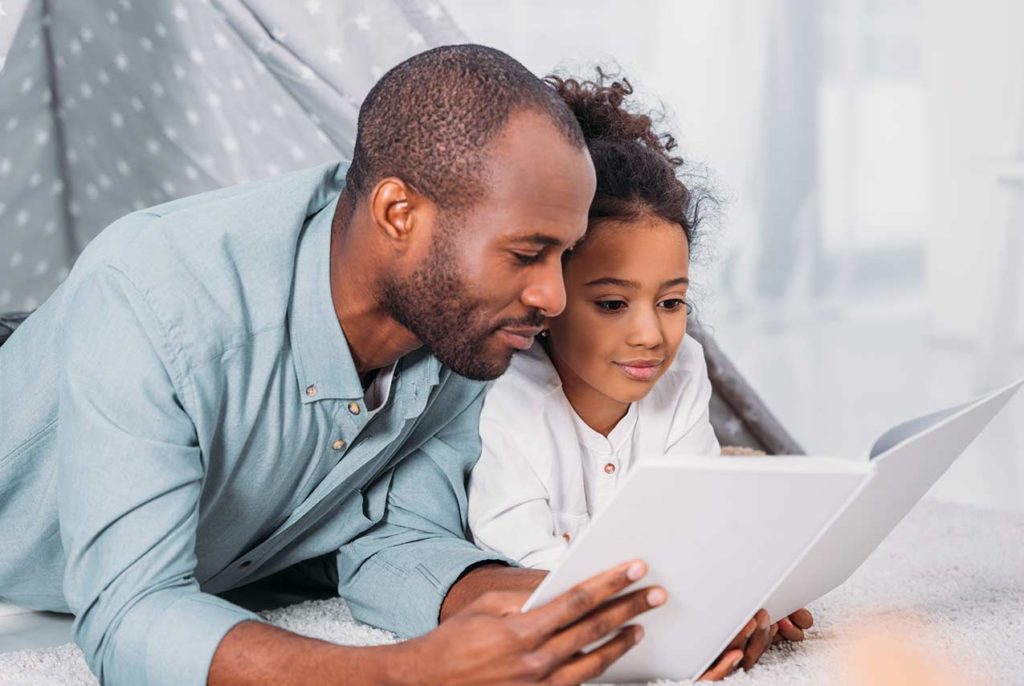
{"left": 238, "top": 560, "right": 252, "bottom": 570}
{"left": 347, "top": 401, "right": 361, "bottom": 415}
{"left": 561, "top": 532, "right": 571, "bottom": 543}
{"left": 604, "top": 463, "right": 617, "bottom": 475}
{"left": 331, "top": 438, "right": 346, "bottom": 451}
{"left": 305, "top": 384, "right": 318, "bottom": 398}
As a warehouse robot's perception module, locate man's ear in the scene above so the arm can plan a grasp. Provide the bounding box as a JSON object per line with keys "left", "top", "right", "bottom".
{"left": 368, "top": 177, "right": 433, "bottom": 249}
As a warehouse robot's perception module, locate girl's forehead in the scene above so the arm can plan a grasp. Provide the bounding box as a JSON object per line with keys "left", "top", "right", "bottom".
{"left": 569, "top": 218, "right": 690, "bottom": 282}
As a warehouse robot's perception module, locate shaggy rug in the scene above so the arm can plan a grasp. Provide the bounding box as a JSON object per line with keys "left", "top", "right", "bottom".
{"left": 1, "top": 500, "right": 1021, "bottom": 685}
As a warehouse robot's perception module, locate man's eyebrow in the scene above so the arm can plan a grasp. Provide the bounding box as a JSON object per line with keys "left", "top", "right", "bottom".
{"left": 662, "top": 277, "right": 690, "bottom": 287}
{"left": 512, "top": 233, "right": 566, "bottom": 248}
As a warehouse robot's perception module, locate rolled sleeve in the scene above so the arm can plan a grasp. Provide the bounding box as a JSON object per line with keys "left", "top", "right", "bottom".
{"left": 336, "top": 384, "right": 516, "bottom": 637}
{"left": 56, "top": 266, "right": 260, "bottom": 685}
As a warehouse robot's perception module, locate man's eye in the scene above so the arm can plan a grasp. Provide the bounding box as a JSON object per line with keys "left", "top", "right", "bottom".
{"left": 596, "top": 300, "right": 627, "bottom": 312}
{"left": 513, "top": 252, "right": 542, "bottom": 265}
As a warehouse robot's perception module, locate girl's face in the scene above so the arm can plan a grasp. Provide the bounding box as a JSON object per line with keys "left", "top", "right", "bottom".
{"left": 546, "top": 215, "right": 690, "bottom": 410}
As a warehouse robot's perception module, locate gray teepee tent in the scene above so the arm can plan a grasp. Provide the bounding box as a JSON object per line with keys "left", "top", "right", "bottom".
{"left": 0, "top": 0, "right": 802, "bottom": 454}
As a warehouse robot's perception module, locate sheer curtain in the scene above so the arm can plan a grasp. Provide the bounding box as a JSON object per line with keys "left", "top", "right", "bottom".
{"left": 444, "top": 0, "right": 1024, "bottom": 511}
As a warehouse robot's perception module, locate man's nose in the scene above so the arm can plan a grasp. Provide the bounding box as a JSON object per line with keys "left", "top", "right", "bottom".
{"left": 520, "top": 264, "right": 567, "bottom": 317}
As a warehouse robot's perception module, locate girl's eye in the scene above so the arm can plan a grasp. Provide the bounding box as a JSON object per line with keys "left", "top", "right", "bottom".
{"left": 513, "top": 252, "right": 542, "bottom": 266}
{"left": 659, "top": 299, "right": 693, "bottom": 314}
{"left": 596, "top": 300, "right": 627, "bottom": 312}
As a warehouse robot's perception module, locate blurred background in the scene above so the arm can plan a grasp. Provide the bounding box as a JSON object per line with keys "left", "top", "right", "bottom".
{"left": 2, "top": 0, "right": 1022, "bottom": 510}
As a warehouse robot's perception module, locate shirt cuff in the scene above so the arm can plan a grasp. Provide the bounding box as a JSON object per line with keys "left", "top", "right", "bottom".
{"left": 135, "top": 593, "right": 262, "bottom": 686}
{"left": 387, "top": 539, "right": 516, "bottom": 638}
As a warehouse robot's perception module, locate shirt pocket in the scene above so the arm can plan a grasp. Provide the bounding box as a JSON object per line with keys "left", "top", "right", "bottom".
{"left": 552, "top": 511, "right": 590, "bottom": 545}
{"left": 358, "top": 468, "right": 394, "bottom": 525}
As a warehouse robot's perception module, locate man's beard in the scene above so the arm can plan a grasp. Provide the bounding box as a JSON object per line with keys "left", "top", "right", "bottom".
{"left": 379, "top": 227, "right": 543, "bottom": 381}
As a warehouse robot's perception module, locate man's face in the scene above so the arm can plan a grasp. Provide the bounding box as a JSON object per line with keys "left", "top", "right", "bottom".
{"left": 380, "top": 111, "right": 596, "bottom": 380}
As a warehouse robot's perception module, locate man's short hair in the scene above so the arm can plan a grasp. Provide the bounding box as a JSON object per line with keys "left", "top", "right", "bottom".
{"left": 346, "top": 44, "right": 586, "bottom": 212}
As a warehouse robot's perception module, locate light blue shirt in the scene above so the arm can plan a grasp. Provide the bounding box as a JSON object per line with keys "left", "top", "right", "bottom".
{"left": 0, "top": 163, "right": 510, "bottom": 686}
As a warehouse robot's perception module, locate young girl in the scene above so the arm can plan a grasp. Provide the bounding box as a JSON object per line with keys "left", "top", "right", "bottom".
{"left": 468, "top": 74, "right": 719, "bottom": 569}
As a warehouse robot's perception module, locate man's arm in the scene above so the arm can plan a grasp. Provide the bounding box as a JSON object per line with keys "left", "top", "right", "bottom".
{"left": 57, "top": 267, "right": 264, "bottom": 686}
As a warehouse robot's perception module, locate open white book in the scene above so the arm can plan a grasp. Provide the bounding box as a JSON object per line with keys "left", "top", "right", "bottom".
{"left": 522, "top": 377, "right": 1023, "bottom": 683}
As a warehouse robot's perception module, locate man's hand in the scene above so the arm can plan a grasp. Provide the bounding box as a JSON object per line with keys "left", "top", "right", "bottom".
{"left": 384, "top": 559, "right": 665, "bottom": 685}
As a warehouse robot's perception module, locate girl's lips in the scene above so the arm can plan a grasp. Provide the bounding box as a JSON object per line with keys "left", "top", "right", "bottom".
{"left": 615, "top": 361, "right": 662, "bottom": 381}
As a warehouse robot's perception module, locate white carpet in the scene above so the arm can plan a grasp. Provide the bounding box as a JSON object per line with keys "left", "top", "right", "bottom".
{"left": 1, "top": 500, "right": 1021, "bottom": 685}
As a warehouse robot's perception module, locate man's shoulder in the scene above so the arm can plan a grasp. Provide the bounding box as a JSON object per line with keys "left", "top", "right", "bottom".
{"left": 64, "top": 163, "right": 347, "bottom": 361}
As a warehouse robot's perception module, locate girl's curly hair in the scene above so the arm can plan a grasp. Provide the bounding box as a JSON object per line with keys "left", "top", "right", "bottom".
{"left": 545, "top": 70, "right": 704, "bottom": 248}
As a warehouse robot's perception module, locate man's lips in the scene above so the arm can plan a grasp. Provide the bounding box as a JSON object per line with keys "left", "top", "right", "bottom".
{"left": 497, "top": 327, "right": 543, "bottom": 350}
{"left": 614, "top": 359, "right": 664, "bottom": 381}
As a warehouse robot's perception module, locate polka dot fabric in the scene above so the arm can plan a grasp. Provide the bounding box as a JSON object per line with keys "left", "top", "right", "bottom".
{"left": 0, "top": 0, "right": 464, "bottom": 312}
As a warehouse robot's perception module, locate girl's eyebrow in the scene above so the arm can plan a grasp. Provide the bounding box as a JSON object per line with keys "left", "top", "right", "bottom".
{"left": 584, "top": 276, "right": 690, "bottom": 288}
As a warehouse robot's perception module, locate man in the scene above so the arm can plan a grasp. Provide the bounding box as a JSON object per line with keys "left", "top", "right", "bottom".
{"left": 0, "top": 45, "right": 763, "bottom": 685}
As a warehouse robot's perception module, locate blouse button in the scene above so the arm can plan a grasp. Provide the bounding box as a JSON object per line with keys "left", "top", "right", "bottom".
{"left": 604, "top": 462, "right": 616, "bottom": 475}
{"left": 561, "top": 532, "right": 571, "bottom": 543}
{"left": 331, "top": 438, "right": 346, "bottom": 451}
{"left": 347, "top": 401, "right": 361, "bottom": 415}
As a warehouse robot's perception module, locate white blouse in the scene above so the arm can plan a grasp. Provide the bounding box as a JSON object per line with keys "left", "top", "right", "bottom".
{"left": 468, "top": 335, "right": 720, "bottom": 570}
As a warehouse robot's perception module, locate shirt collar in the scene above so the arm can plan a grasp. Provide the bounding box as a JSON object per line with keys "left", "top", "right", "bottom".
{"left": 288, "top": 183, "right": 445, "bottom": 405}
{"left": 289, "top": 190, "right": 365, "bottom": 403}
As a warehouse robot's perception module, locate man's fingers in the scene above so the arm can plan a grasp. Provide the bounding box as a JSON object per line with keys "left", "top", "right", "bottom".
{"left": 698, "top": 649, "right": 744, "bottom": 681}
{"left": 789, "top": 608, "right": 814, "bottom": 630}
{"left": 540, "top": 586, "right": 666, "bottom": 662}
{"left": 519, "top": 560, "right": 648, "bottom": 643}
{"left": 776, "top": 617, "right": 804, "bottom": 642}
{"left": 471, "top": 590, "right": 533, "bottom": 616}
{"left": 741, "top": 610, "right": 772, "bottom": 671}
{"left": 543, "top": 625, "right": 644, "bottom": 686}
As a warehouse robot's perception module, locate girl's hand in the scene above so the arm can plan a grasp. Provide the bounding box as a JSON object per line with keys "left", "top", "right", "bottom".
{"left": 773, "top": 607, "right": 814, "bottom": 643}
{"left": 700, "top": 608, "right": 773, "bottom": 680}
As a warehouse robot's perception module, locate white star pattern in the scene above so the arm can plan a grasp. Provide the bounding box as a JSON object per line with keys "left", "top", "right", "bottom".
{"left": 0, "top": 0, "right": 454, "bottom": 309}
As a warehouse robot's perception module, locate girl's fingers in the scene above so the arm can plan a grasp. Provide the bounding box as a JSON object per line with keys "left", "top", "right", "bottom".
{"left": 777, "top": 617, "right": 804, "bottom": 642}
{"left": 699, "top": 649, "right": 744, "bottom": 681}
{"left": 789, "top": 608, "right": 814, "bottom": 630}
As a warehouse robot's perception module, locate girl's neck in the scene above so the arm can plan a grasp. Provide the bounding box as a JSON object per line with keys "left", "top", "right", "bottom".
{"left": 545, "top": 344, "right": 630, "bottom": 437}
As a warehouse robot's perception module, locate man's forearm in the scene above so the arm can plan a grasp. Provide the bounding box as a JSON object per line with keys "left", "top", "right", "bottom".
{"left": 208, "top": 621, "right": 403, "bottom": 686}
{"left": 439, "top": 563, "right": 547, "bottom": 622}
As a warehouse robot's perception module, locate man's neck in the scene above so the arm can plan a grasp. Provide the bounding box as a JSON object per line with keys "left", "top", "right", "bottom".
{"left": 329, "top": 194, "right": 422, "bottom": 375}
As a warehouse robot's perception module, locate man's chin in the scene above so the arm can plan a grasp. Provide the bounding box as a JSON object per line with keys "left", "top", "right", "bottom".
{"left": 440, "top": 339, "right": 518, "bottom": 381}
